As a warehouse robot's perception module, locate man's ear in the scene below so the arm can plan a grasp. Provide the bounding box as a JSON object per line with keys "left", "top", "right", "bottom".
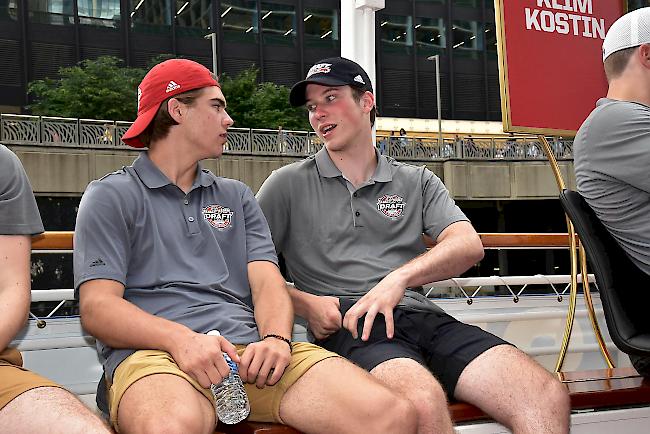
{"left": 361, "top": 91, "right": 375, "bottom": 114}
{"left": 167, "top": 98, "right": 185, "bottom": 123}
{"left": 640, "top": 44, "right": 650, "bottom": 70}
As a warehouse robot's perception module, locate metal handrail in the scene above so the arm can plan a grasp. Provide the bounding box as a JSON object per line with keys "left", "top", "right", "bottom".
{"left": 2, "top": 113, "right": 573, "bottom": 161}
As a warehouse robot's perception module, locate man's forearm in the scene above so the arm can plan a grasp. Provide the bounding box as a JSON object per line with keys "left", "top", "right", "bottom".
{"left": 253, "top": 285, "right": 294, "bottom": 339}
{"left": 287, "top": 284, "right": 318, "bottom": 319}
{"left": 81, "top": 291, "right": 193, "bottom": 353}
{"left": 392, "top": 225, "right": 484, "bottom": 289}
{"left": 0, "top": 235, "right": 33, "bottom": 352}
{"left": 0, "top": 287, "right": 29, "bottom": 352}
{"left": 249, "top": 262, "right": 294, "bottom": 339}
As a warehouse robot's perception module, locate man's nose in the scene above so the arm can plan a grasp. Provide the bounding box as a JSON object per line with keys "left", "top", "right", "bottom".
{"left": 224, "top": 112, "right": 234, "bottom": 127}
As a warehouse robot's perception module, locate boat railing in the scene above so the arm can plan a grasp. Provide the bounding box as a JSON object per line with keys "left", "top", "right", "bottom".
{"left": 28, "top": 231, "right": 594, "bottom": 325}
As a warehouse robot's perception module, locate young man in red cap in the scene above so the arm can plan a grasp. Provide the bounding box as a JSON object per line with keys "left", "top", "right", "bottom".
{"left": 257, "top": 57, "right": 570, "bottom": 434}
{"left": 74, "top": 58, "right": 417, "bottom": 434}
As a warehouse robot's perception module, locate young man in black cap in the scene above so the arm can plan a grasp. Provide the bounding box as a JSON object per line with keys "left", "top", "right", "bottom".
{"left": 258, "top": 56, "right": 570, "bottom": 434}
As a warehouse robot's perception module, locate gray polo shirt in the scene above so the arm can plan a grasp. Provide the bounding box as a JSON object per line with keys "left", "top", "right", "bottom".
{"left": 257, "top": 148, "right": 468, "bottom": 312}
{"left": 0, "top": 145, "right": 43, "bottom": 235}
{"left": 74, "top": 153, "right": 278, "bottom": 380}
{"left": 574, "top": 98, "right": 650, "bottom": 276}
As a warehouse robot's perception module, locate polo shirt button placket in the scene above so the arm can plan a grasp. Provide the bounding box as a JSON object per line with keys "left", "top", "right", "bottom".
{"left": 188, "top": 216, "right": 195, "bottom": 222}
{"left": 184, "top": 198, "right": 189, "bottom": 205}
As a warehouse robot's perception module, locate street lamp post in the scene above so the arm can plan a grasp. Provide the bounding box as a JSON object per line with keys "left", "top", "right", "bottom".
{"left": 427, "top": 54, "right": 443, "bottom": 148}
{"left": 204, "top": 32, "right": 218, "bottom": 75}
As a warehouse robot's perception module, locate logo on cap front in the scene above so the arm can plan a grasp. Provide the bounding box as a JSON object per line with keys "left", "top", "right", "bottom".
{"left": 202, "top": 204, "right": 234, "bottom": 230}
{"left": 307, "top": 63, "right": 332, "bottom": 78}
{"left": 166, "top": 80, "right": 181, "bottom": 93}
{"left": 377, "top": 194, "right": 406, "bottom": 220}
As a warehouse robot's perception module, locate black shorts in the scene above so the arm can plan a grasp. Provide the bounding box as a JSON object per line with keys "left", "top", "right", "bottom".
{"left": 314, "top": 298, "right": 510, "bottom": 398}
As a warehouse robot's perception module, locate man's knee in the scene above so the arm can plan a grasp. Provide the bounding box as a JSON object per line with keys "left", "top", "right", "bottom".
{"left": 146, "top": 411, "right": 210, "bottom": 434}
{"left": 1, "top": 387, "right": 109, "bottom": 433}
{"left": 409, "top": 380, "right": 449, "bottom": 417}
{"left": 536, "top": 371, "right": 570, "bottom": 410}
{"left": 370, "top": 392, "right": 418, "bottom": 434}
{"left": 121, "top": 405, "right": 212, "bottom": 434}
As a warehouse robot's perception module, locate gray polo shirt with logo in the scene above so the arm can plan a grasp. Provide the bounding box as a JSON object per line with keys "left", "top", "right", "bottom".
{"left": 257, "top": 148, "right": 468, "bottom": 312}
{"left": 74, "top": 153, "right": 278, "bottom": 380}
{"left": 0, "top": 145, "right": 44, "bottom": 235}
{"left": 574, "top": 98, "right": 650, "bottom": 276}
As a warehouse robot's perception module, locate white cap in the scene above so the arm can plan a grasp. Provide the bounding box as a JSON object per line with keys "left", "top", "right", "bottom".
{"left": 603, "top": 7, "right": 650, "bottom": 62}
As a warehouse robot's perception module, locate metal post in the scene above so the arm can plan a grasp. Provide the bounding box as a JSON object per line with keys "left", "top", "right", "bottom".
{"left": 427, "top": 55, "right": 443, "bottom": 148}
{"left": 204, "top": 33, "right": 218, "bottom": 75}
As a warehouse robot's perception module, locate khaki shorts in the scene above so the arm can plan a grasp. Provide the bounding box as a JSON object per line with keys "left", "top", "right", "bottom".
{"left": 0, "top": 348, "right": 62, "bottom": 411}
{"left": 108, "top": 342, "right": 338, "bottom": 430}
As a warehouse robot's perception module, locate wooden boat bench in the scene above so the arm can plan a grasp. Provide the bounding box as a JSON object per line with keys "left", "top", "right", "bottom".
{"left": 214, "top": 367, "right": 650, "bottom": 433}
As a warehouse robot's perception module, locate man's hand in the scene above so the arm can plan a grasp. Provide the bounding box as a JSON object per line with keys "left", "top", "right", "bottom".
{"left": 342, "top": 272, "right": 406, "bottom": 341}
{"left": 306, "top": 295, "right": 342, "bottom": 340}
{"left": 168, "top": 331, "right": 240, "bottom": 389}
{"left": 239, "top": 337, "right": 292, "bottom": 388}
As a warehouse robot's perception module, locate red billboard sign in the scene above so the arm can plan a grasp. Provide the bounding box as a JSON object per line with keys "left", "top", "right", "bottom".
{"left": 495, "top": 0, "right": 627, "bottom": 136}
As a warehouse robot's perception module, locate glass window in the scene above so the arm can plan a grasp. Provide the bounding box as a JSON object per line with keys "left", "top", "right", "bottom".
{"left": 379, "top": 14, "right": 413, "bottom": 55}
{"left": 452, "top": 20, "right": 482, "bottom": 59}
{"left": 303, "top": 8, "right": 339, "bottom": 49}
{"left": 130, "top": 0, "right": 172, "bottom": 34}
{"left": 221, "top": 0, "right": 258, "bottom": 44}
{"left": 454, "top": 0, "right": 478, "bottom": 7}
{"left": 175, "top": 0, "right": 212, "bottom": 37}
{"left": 1, "top": 0, "right": 19, "bottom": 21}
{"left": 415, "top": 16, "right": 445, "bottom": 57}
{"left": 29, "top": 0, "right": 74, "bottom": 25}
{"left": 78, "top": 0, "right": 121, "bottom": 27}
{"left": 260, "top": 2, "right": 296, "bottom": 46}
{"left": 628, "top": 0, "right": 650, "bottom": 11}
{"left": 485, "top": 22, "right": 497, "bottom": 59}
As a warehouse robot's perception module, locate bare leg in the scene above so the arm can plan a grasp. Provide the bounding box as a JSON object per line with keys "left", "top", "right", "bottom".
{"left": 455, "top": 345, "right": 570, "bottom": 434}
{"left": 117, "top": 374, "right": 214, "bottom": 434}
{"left": 0, "top": 386, "right": 111, "bottom": 434}
{"left": 279, "top": 357, "right": 418, "bottom": 434}
{"left": 371, "top": 358, "right": 454, "bottom": 434}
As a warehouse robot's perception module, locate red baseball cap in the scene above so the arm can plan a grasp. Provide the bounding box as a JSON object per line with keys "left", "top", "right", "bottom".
{"left": 122, "top": 59, "right": 220, "bottom": 148}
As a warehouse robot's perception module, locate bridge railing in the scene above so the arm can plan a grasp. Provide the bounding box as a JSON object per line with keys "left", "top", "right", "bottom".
{"left": 2, "top": 114, "right": 573, "bottom": 161}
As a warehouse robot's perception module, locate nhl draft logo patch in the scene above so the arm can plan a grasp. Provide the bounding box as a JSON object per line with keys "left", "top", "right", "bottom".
{"left": 307, "top": 63, "right": 332, "bottom": 78}
{"left": 376, "top": 194, "right": 406, "bottom": 220}
{"left": 202, "top": 204, "right": 234, "bottom": 230}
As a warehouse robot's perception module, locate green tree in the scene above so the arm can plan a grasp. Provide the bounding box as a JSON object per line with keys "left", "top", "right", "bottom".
{"left": 28, "top": 57, "right": 311, "bottom": 130}
{"left": 28, "top": 56, "right": 146, "bottom": 121}
{"left": 219, "top": 67, "right": 310, "bottom": 131}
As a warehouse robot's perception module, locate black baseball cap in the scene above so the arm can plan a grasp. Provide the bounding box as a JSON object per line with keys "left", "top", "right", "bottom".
{"left": 289, "top": 57, "right": 373, "bottom": 107}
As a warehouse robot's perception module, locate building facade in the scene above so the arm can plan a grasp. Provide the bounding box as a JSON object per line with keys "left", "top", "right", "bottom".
{"left": 1, "top": 1, "right": 648, "bottom": 117}
{"left": 0, "top": 0, "right": 515, "bottom": 120}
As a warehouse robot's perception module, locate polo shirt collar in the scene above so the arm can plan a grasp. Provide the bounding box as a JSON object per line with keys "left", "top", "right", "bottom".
{"left": 133, "top": 153, "right": 215, "bottom": 189}
{"left": 314, "top": 147, "right": 393, "bottom": 183}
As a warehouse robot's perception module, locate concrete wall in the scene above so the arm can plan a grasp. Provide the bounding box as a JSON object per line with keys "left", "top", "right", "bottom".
{"left": 7, "top": 145, "right": 575, "bottom": 199}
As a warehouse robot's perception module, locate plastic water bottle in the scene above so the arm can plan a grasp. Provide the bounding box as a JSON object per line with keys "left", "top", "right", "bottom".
{"left": 206, "top": 330, "right": 250, "bottom": 424}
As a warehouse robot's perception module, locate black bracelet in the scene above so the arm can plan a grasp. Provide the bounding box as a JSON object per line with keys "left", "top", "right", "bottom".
{"left": 262, "top": 334, "right": 293, "bottom": 352}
